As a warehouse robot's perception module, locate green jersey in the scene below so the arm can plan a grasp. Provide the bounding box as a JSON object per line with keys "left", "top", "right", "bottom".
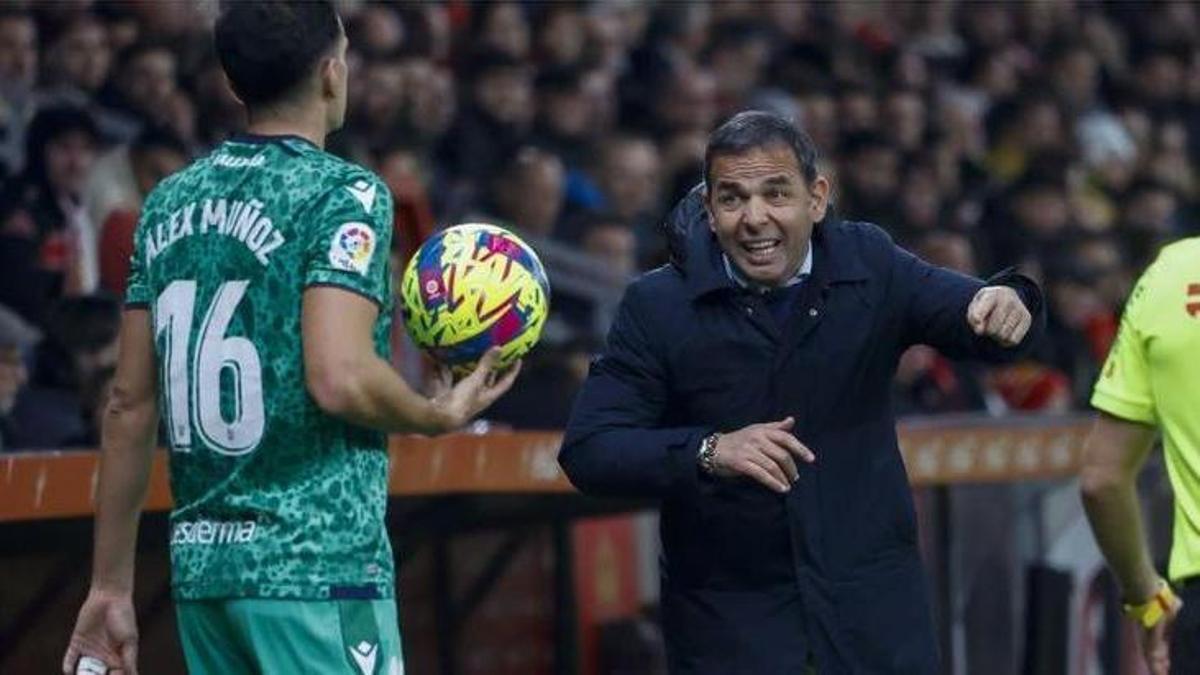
{"left": 126, "top": 134, "right": 395, "bottom": 600}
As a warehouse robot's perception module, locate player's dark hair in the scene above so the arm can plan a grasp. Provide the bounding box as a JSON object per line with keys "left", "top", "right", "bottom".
{"left": 213, "top": 0, "right": 341, "bottom": 108}
{"left": 704, "top": 110, "right": 819, "bottom": 188}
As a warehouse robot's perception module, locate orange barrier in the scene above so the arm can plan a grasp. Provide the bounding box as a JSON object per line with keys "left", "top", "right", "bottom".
{"left": 0, "top": 416, "right": 1094, "bottom": 523}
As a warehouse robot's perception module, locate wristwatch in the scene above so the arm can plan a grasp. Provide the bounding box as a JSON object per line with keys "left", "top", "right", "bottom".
{"left": 1122, "top": 578, "right": 1181, "bottom": 629}
{"left": 698, "top": 432, "right": 721, "bottom": 475}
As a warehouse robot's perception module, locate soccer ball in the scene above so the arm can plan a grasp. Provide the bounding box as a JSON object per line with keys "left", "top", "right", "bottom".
{"left": 400, "top": 223, "right": 550, "bottom": 375}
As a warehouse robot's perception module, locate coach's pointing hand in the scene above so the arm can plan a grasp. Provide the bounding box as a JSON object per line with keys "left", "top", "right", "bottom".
{"left": 709, "top": 417, "right": 815, "bottom": 493}
{"left": 967, "top": 286, "right": 1032, "bottom": 347}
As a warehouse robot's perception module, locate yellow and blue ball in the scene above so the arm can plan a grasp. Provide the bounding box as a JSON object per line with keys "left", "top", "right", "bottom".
{"left": 401, "top": 223, "right": 550, "bottom": 374}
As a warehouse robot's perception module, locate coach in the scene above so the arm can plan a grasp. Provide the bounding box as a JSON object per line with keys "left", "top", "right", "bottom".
{"left": 559, "top": 111, "right": 1045, "bottom": 674}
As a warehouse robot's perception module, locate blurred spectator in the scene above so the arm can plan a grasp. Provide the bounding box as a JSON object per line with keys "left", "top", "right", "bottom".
{"left": 437, "top": 50, "right": 532, "bottom": 210}
{"left": 377, "top": 147, "right": 436, "bottom": 264}
{"left": 591, "top": 135, "right": 663, "bottom": 254}
{"left": 485, "top": 147, "right": 566, "bottom": 240}
{"left": 984, "top": 93, "right": 1070, "bottom": 183}
{"left": 705, "top": 19, "right": 773, "bottom": 115}
{"left": 836, "top": 83, "right": 880, "bottom": 135}
{"left": 533, "top": 65, "right": 594, "bottom": 168}
{"left": 584, "top": 1, "right": 648, "bottom": 77}
{"left": 0, "top": 104, "right": 99, "bottom": 325}
{"left": 1132, "top": 46, "right": 1188, "bottom": 118}
{"left": 1048, "top": 40, "right": 1103, "bottom": 116}
{"left": 651, "top": 64, "right": 717, "bottom": 139}
{"left": 534, "top": 5, "right": 586, "bottom": 68}
{"left": 1120, "top": 177, "right": 1184, "bottom": 268}
{"left": 577, "top": 212, "right": 638, "bottom": 280}
{"left": 1040, "top": 258, "right": 1116, "bottom": 407}
{"left": 1071, "top": 233, "right": 1131, "bottom": 312}
{"left": 796, "top": 88, "right": 838, "bottom": 157}
{"left": 6, "top": 294, "right": 118, "bottom": 449}
{"left": 399, "top": 57, "right": 457, "bottom": 150}
{"left": 894, "top": 230, "right": 990, "bottom": 415}
{"left": 1146, "top": 116, "right": 1196, "bottom": 198}
{"left": 0, "top": 8, "right": 37, "bottom": 90}
{"left": 41, "top": 14, "right": 112, "bottom": 98}
{"left": 0, "top": 304, "right": 38, "bottom": 452}
{"left": 896, "top": 158, "right": 946, "bottom": 239}
{"left": 983, "top": 168, "right": 1071, "bottom": 268}
{"left": 98, "top": 41, "right": 182, "bottom": 144}
{"left": 882, "top": 88, "right": 928, "bottom": 153}
{"left": 87, "top": 125, "right": 188, "bottom": 295}
{"left": 838, "top": 131, "right": 900, "bottom": 227}
{"left": 346, "top": 4, "right": 405, "bottom": 60}
{"left": 349, "top": 58, "right": 408, "bottom": 153}
{"left": 1077, "top": 112, "right": 1139, "bottom": 196}
{"left": 471, "top": 2, "right": 531, "bottom": 62}
{"left": 0, "top": 8, "right": 38, "bottom": 176}
{"left": 85, "top": 124, "right": 188, "bottom": 234}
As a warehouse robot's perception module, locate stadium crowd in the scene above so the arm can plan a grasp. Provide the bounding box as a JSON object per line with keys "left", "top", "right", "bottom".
{"left": 0, "top": 0, "right": 1197, "bottom": 451}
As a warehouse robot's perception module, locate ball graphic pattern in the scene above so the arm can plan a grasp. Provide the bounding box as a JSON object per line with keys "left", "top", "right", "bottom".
{"left": 401, "top": 223, "right": 550, "bottom": 373}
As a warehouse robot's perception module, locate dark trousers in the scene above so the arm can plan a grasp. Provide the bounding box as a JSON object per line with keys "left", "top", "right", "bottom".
{"left": 1172, "top": 579, "right": 1200, "bottom": 674}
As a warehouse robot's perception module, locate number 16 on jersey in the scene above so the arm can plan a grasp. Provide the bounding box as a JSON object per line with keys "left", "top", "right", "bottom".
{"left": 155, "top": 280, "right": 266, "bottom": 455}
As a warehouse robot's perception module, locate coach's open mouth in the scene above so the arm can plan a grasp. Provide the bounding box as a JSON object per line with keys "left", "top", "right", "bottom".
{"left": 741, "top": 239, "right": 782, "bottom": 265}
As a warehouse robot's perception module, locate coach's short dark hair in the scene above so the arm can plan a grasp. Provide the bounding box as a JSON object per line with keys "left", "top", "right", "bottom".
{"left": 704, "top": 110, "right": 819, "bottom": 188}
{"left": 214, "top": 0, "right": 341, "bottom": 108}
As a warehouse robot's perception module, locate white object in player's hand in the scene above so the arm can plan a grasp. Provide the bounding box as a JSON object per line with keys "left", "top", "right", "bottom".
{"left": 63, "top": 589, "right": 138, "bottom": 675}
{"left": 76, "top": 656, "right": 108, "bottom": 675}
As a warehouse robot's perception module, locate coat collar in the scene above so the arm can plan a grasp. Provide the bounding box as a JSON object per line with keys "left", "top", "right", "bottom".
{"left": 681, "top": 218, "right": 871, "bottom": 300}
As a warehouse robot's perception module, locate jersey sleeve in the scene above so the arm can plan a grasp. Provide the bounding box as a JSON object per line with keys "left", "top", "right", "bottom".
{"left": 303, "top": 174, "right": 394, "bottom": 305}
{"left": 124, "top": 208, "right": 154, "bottom": 308}
{"left": 1091, "top": 268, "right": 1157, "bottom": 424}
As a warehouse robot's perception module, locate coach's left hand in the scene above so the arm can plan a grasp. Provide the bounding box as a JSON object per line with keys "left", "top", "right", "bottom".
{"left": 967, "top": 286, "right": 1032, "bottom": 347}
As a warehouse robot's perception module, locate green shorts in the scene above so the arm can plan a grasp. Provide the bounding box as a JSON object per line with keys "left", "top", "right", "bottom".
{"left": 175, "top": 598, "right": 404, "bottom": 675}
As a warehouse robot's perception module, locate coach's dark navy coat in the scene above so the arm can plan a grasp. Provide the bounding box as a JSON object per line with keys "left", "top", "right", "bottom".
{"left": 559, "top": 206, "right": 1044, "bottom": 674}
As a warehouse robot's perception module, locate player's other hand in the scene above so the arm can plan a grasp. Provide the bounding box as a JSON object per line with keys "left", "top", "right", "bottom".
{"left": 63, "top": 588, "right": 138, "bottom": 675}
{"left": 710, "top": 417, "right": 816, "bottom": 493}
{"left": 967, "top": 286, "right": 1031, "bottom": 347}
{"left": 1138, "top": 594, "right": 1182, "bottom": 675}
{"left": 432, "top": 348, "right": 521, "bottom": 431}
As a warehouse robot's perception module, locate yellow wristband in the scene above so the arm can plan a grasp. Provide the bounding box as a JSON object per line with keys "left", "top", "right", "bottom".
{"left": 1122, "top": 579, "right": 1180, "bottom": 629}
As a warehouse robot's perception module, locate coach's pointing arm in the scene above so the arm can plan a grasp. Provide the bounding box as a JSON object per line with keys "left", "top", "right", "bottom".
{"left": 897, "top": 243, "right": 1046, "bottom": 361}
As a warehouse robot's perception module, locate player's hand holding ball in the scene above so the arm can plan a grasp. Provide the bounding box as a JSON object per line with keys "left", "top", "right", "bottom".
{"left": 402, "top": 223, "right": 550, "bottom": 428}
{"left": 429, "top": 347, "right": 522, "bottom": 429}
{"left": 967, "top": 286, "right": 1031, "bottom": 347}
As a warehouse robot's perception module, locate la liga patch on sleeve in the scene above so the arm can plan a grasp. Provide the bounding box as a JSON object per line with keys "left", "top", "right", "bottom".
{"left": 329, "top": 222, "right": 377, "bottom": 275}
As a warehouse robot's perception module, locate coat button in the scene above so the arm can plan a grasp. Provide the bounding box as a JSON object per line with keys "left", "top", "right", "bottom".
{"left": 808, "top": 308, "right": 819, "bottom": 317}
{"left": 745, "top": 305, "right": 754, "bottom": 315}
